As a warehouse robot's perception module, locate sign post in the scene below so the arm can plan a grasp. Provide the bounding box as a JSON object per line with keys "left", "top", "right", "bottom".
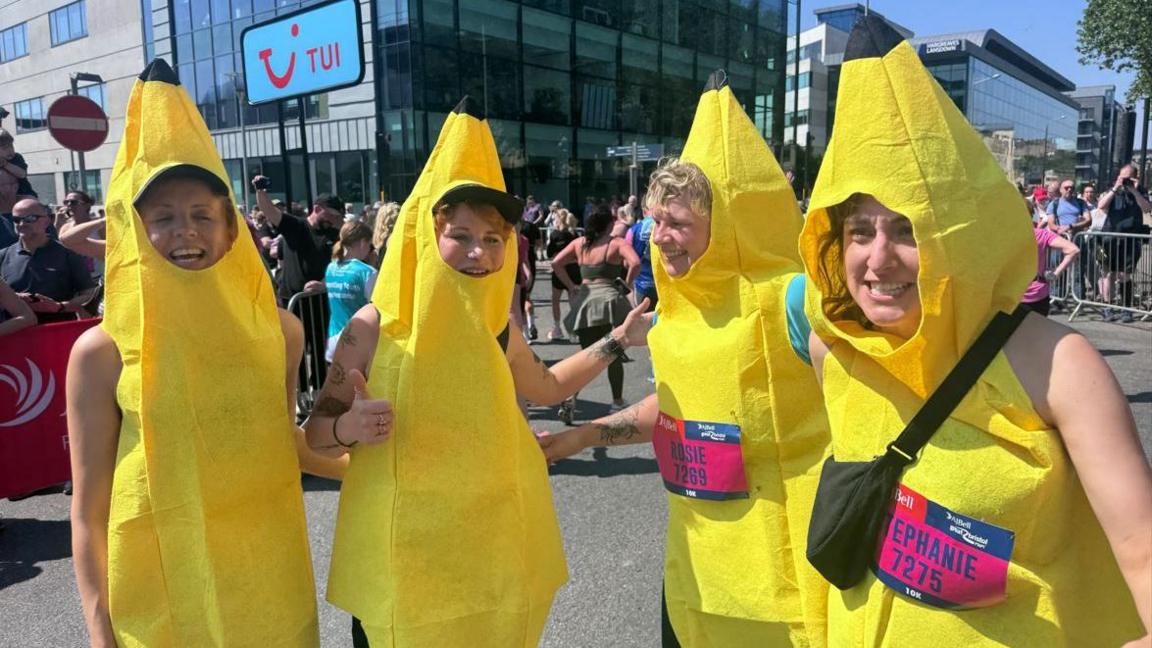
{"left": 47, "top": 94, "right": 108, "bottom": 193}
{"left": 242, "top": 0, "right": 365, "bottom": 204}
{"left": 607, "top": 143, "right": 664, "bottom": 197}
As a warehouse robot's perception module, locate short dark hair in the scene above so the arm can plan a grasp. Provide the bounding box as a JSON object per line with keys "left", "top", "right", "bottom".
{"left": 314, "top": 193, "right": 344, "bottom": 213}
{"left": 0, "top": 129, "right": 13, "bottom": 146}
{"left": 583, "top": 206, "right": 615, "bottom": 244}
{"left": 1080, "top": 182, "right": 1096, "bottom": 192}
{"left": 67, "top": 190, "right": 94, "bottom": 204}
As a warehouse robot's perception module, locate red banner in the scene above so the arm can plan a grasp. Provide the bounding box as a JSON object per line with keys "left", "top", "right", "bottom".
{"left": 0, "top": 318, "right": 100, "bottom": 498}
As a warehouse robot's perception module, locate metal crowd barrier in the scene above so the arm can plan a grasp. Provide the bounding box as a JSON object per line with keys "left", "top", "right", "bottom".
{"left": 286, "top": 288, "right": 331, "bottom": 419}
{"left": 1048, "top": 231, "right": 1152, "bottom": 322}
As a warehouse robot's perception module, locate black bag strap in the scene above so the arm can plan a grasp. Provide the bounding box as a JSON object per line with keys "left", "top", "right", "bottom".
{"left": 886, "top": 305, "right": 1030, "bottom": 464}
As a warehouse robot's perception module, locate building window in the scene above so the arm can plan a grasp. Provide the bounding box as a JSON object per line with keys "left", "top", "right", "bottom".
{"left": 784, "top": 109, "right": 809, "bottom": 127}
{"left": 1079, "top": 107, "right": 1095, "bottom": 120}
{"left": 14, "top": 98, "right": 46, "bottom": 132}
{"left": 51, "top": 1, "right": 88, "bottom": 46}
{"left": 77, "top": 83, "right": 106, "bottom": 110}
{"left": 786, "top": 72, "right": 810, "bottom": 92}
{"left": 0, "top": 23, "right": 28, "bottom": 63}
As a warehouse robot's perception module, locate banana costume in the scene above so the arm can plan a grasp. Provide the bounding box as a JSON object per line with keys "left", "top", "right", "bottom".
{"left": 102, "top": 59, "right": 317, "bottom": 646}
{"left": 648, "top": 71, "right": 830, "bottom": 647}
{"left": 799, "top": 17, "right": 1143, "bottom": 645}
{"left": 326, "top": 97, "right": 567, "bottom": 647}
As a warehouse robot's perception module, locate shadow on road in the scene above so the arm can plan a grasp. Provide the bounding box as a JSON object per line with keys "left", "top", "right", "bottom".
{"left": 1099, "top": 349, "right": 1134, "bottom": 357}
{"left": 302, "top": 475, "right": 342, "bottom": 492}
{"left": 1128, "top": 391, "right": 1152, "bottom": 404}
{"left": 549, "top": 455, "right": 659, "bottom": 478}
{"left": 0, "top": 518, "right": 72, "bottom": 591}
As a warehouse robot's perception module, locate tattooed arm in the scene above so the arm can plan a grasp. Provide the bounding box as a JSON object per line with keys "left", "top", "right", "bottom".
{"left": 279, "top": 309, "right": 349, "bottom": 478}
{"left": 302, "top": 304, "right": 391, "bottom": 458}
{"left": 506, "top": 298, "right": 653, "bottom": 406}
{"left": 537, "top": 394, "right": 659, "bottom": 462}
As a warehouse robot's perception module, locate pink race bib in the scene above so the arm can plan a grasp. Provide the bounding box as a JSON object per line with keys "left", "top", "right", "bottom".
{"left": 652, "top": 412, "right": 748, "bottom": 500}
{"left": 873, "top": 484, "right": 1014, "bottom": 609}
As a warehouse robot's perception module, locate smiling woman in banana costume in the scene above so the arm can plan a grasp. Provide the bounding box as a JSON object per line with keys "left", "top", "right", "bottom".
{"left": 66, "top": 59, "right": 346, "bottom": 647}
{"left": 301, "top": 96, "right": 650, "bottom": 647}
{"left": 539, "top": 71, "right": 831, "bottom": 647}
{"left": 801, "top": 17, "right": 1151, "bottom": 645}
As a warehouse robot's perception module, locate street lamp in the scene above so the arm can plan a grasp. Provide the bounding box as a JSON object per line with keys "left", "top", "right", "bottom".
{"left": 1041, "top": 114, "right": 1068, "bottom": 181}
{"left": 971, "top": 72, "right": 1002, "bottom": 87}
{"left": 224, "top": 71, "right": 250, "bottom": 211}
{"left": 70, "top": 72, "right": 104, "bottom": 194}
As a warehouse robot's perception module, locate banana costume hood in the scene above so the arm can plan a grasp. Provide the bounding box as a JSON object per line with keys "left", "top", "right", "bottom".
{"left": 799, "top": 17, "right": 1142, "bottom": 645}
{"left": 326, "top": 97, "right": 567, "bottom": 647}
{"left": 648, "top": 71, "right": 830, "bottom": 647}
{"left": 102, "top": 59, "right": 317, "bottom": 646}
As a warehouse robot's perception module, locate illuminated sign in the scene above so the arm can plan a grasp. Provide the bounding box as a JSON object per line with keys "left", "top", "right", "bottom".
{"left": 241, "top": 0, "right": 365, "bottom": 105}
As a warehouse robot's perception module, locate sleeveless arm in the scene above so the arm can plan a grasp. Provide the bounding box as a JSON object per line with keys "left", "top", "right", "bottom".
{"left": 67, "top": 327, "right": 122, "bottom": 648}
{"left": 537, "top": 394, "right": 659, "bottom": 462}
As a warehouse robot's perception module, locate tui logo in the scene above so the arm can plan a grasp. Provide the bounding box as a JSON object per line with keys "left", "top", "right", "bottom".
{"left": 0, "top": 359, "right": 56, "bottom": 427}
{"left": 259, "top": 23, "right": 299, "bottom": 89}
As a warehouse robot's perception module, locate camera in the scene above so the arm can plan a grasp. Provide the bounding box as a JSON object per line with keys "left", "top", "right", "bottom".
{"left": 253, "top": 176, "right": 271, "bottom": 190}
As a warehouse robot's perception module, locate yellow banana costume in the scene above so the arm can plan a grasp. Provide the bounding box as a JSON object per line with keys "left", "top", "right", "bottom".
{"left": 799, "top": 17, "right": 1143, "bottom": 645}
{"left": 648, "top": 71, "right": 830, "bottom": 647}
{"left": 326, "top": 97, "right": 567, "bottom": 647}
{"left": 102, "top": 59, "right": 318, "bottom": 646}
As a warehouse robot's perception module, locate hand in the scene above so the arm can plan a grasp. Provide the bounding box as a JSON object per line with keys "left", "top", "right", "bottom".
{"left": 337, "top": 369, "right": 395, "bottom": 446}
{"left": 1057, "top": 225, "right": 1070, "bottom": 235}
{"left": 303, "top": 280, "right": 325, "bottom": 292}
{"left": 612, "top": 298, "right": 654, "bottom": 347}
{"left": 536, "top": 428, "right": 588, "bottom": 463}
{"left": 28, "top": 297, "right": 62, "bottom": 313}
{"left": 251, "top": 175, "right": 269, "bottom": 191}
{"left": 1121, "top": 635, "right": 1150, "bottom": 648}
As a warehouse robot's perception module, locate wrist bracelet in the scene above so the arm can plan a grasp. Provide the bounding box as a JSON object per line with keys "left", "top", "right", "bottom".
{"left": 600, "top": 332, "right": 627, "bottom": 361}
{"left": 332, "top": 413, "right": 357, "bottom": 448}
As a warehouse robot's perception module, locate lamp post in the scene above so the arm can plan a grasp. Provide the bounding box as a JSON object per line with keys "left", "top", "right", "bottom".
{"left": 790, "top": 0, "right": 801, "bottom": 191}
{"left": 70, "top": 72, "right": 104, "bottom": 193}
{"left": 225, "top": 71, "right": 250, "bottom": 211}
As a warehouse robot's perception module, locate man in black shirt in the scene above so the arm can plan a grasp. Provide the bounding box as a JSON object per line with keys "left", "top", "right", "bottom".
{"left": 252, "top": 176, "right": 343, "bottom": 395}
{"left": 0, "top": 199, "right": 97, "bottom": 324}
{"left": 1096, "top": 163, "right": 1152, "bottom": 322}
{"left": 252, "top": 176, "right": 343, "bottom": 303}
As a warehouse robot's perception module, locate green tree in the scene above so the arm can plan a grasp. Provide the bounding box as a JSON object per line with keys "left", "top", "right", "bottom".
{"left": 1076, "top": 0, "right": 1152, "bottom": 101}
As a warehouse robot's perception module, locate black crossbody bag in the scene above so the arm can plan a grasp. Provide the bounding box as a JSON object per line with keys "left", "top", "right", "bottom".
{"left": 806, "top": 305, "right": 1029, "bottom": 590}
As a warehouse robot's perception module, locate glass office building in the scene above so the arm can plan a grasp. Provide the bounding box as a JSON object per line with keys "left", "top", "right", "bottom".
{"left": 162, "top": 0, "right": 790, "bottom": 206}
{"left": 912, "top": 31, "right": 1079, "bottom": 183}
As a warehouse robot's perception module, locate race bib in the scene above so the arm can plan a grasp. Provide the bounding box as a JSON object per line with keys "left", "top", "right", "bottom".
{"left": 652, "top": 412, "right": 748, "bottom": 500}
{"left": 873, "top": 484, "right": 1014, "bottom": 609}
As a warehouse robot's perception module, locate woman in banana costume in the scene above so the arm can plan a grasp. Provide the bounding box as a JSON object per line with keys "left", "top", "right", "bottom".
{"left": 301, "top": 96, "right": 651, "bottom": 647}
{"left": 67, "top": 59, "right": 345, "bottom": 647}
{"left": 801, "top": 17, "right": 1150, "bottom": 645}
{"left": 540, "top": 72, "right": 831, "bottom": 647}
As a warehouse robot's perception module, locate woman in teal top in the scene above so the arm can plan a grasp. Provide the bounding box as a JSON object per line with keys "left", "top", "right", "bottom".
{"left": 325, "top": 221, "right": 377, "bottom": 362}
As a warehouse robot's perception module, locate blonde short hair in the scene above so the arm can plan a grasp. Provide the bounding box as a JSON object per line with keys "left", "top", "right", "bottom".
{"left": 644, "top": 158, "right": 712, "bottom": 218}
{"left": 373, "top": 202, "right": 401, "bottom": 250}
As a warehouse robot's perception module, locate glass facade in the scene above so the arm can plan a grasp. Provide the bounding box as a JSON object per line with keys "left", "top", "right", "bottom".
{"left": 375, "top": 0, "right": 789, "bottom": 204}
{"left": 962, "top": 57, "right": 1077, "bottom": 183}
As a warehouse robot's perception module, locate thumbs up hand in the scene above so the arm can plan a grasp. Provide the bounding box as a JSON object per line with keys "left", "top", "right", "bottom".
{"left": 337, "top": 369, "right": 395, "bottom": 446}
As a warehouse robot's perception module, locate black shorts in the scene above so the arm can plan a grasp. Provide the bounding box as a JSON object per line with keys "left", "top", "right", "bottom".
{"left": 1103, "top": 236, "right": 1144, "bottom": 273}
{"left": 1021, "top": 299, "right": 1050, "bottom": 317}
{"left": 551, "top": 264, "right": 580, "bottom": 291}
{"left": 522, "top": 221, "right": 540, "bottom": 245}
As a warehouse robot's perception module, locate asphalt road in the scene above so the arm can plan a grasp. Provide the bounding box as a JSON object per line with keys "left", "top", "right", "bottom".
{"left": 2, "top": 266, "right": 1149, "bottom": 647}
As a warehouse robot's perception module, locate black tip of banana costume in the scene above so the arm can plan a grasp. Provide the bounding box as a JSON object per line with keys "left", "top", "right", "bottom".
{"left": 138, "top": 58, "right": 181, "bottom": 85}
{"left": 452, "top": 95, "right": 485, "bottom": 120}
{"left": 703, "top": 69, "right": 729, "bottom": 92}
{"left": 843, "top": 14, "right": 904, "bottom": 62}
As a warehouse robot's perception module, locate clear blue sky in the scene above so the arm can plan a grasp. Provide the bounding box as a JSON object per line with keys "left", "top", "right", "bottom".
{"left": 797, "top": 0, "right": 1148, "bottom": 153}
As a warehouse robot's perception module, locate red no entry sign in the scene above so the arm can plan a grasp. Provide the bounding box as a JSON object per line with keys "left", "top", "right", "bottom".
{"left": 47, "top": 95, "right": 109, "bottom": 152}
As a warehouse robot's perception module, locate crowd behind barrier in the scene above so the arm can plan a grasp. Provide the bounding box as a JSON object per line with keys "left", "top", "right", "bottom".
{"left": 1049, "top": 231, "right": 1152, "bottom": 323}
{"left": 287, "top": 287, "right": 331, "bottom": 419}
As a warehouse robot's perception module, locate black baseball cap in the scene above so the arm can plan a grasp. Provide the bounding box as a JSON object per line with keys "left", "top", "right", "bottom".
{"left": 436, "top": 183, "right": 524, "bottom": 224}
{"left": 135, "top": 163, "right": 230, "bottom": 204}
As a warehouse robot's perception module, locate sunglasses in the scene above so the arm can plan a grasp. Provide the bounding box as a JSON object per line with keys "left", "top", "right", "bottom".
{"left": 12, "top": 215, "right": 42, "bottom": 224}
{"left": 63, "top": 199, "right": 81, "bottom": 205}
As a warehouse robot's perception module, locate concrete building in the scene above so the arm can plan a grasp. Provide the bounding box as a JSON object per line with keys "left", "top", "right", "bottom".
{"left": 781, "top": 3, "right": 911, "bottom": 158}
{"left": 4, "top": 0, "right": 792, "bottom": 209}
{"left": 1066, "top": 85, "right": 1136, "bottom": 186}
{"left": 0, "top": 0, "right": 152, "bottom": 204}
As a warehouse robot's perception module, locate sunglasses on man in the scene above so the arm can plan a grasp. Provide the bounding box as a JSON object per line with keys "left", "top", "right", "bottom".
{"left": 12, "top": 214, "right": 44, "bottom": 224}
